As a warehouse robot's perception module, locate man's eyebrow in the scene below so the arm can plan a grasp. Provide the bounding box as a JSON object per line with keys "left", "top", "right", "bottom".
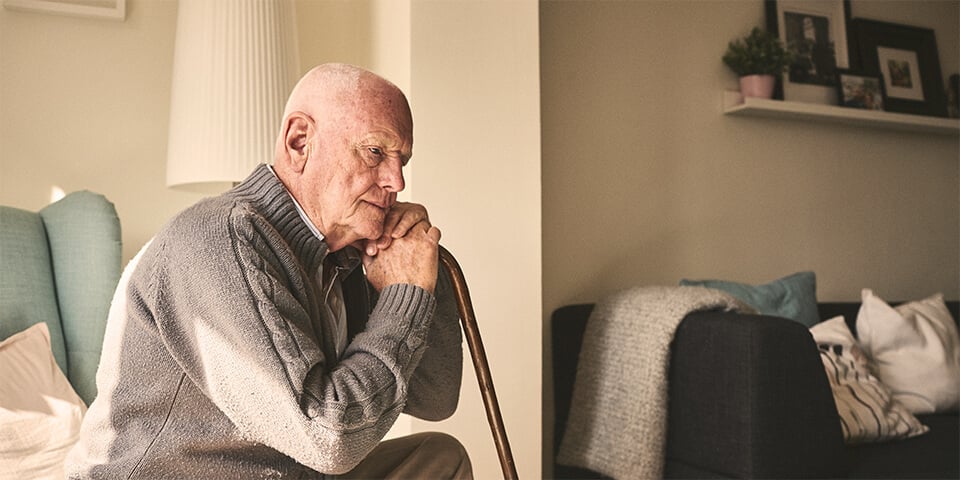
{"left": 356, "top": 138, "right": 412, "bottom": 164}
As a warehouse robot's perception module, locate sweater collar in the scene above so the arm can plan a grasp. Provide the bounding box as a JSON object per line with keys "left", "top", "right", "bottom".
{"left": 227, "top": 164, "right": 362, "bottom": 276}
{"left": 228, "top": 164, "right": 328, "bottom": 272}
{"left": 264, "top": 164, "right": 326, "bottom": 244}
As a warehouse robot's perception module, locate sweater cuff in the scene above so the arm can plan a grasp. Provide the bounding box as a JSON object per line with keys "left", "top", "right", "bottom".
{"left": 368, "top": 284, "right": 437, "bottom": 336}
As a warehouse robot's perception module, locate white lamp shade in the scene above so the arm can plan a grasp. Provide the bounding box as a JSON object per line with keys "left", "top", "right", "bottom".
{"left": 166, "top": 0, "right": 299, "bottom": 192}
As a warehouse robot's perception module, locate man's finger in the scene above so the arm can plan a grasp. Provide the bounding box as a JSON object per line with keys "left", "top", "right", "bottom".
{"left": 381, "top": 210, "right": 402, "bottom": 239}
{"left": 392, "top": 211, "right": 429, "bottom": 238}
{"left": 426, "top": 226, "right": 441, "bottom": 244}
{"left": 365, "top": 240, "right": 379, "bottom": 257}
{"left": 363, "top": 235, "right": 393, "bottom": 257}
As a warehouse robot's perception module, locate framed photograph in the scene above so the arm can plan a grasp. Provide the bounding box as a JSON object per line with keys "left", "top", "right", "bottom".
{"left": 835, "top": 69, "right": 884, "bottom": 111}
{"left": 765, "top": 0, "right": 851, "bottom": 104}
{"left": 850, "top": 18, "right": 947, "bottom": 117}
{"left": 2, "top": 0, "right": 125, "bottom": 20}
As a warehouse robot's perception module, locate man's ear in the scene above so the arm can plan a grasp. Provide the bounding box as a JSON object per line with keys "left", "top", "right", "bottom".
{"left": 283, "top": 112, "right": 313, "bottom": 173}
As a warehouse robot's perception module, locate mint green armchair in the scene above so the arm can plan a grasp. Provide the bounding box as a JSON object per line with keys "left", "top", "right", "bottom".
{"left": 0, "top": 191, "right": 121, "bottom": 405}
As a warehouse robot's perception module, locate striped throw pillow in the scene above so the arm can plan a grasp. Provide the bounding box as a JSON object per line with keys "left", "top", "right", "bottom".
{"left": 811, "top": 316, "right": 928, "bottom": 444}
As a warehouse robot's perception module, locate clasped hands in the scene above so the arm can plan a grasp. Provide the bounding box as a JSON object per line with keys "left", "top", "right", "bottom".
{"left": 360, "top": 202, "right": 441, "bottom": 293}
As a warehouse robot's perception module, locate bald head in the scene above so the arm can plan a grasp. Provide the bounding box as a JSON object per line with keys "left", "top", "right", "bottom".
{"left": 281, "top": 63, "right": 361, "bottom": 121}
{"left": 271, "top": 63, "right": 414, "bottom": 251}
{"left": 277, "top": 64, "right": 410, "bottom": 151}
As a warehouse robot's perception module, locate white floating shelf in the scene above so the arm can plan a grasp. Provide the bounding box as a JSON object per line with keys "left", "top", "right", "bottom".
{"left": 723, "top": 91, "right": 959, "bottom": 136}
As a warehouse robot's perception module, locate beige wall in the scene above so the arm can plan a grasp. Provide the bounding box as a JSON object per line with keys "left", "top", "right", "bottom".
{"left": 0, "top": 0, "right": 190, "bottom": 262}
{"left": 1, "top": 1, "right": 541, "bottom": 479}
{"left": 407, "top": 4, "right": 541, "bottom": 480}
{"left": 541, "top": 0, "right": 959, "bottom": 474}
{"left": 541, "top": 0, "right": 959, "bottom": 308}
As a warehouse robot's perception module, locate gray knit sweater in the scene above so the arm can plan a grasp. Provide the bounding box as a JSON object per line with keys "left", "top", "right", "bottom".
{"left": 66, "top": 165, "right": 463, "bottom": 479}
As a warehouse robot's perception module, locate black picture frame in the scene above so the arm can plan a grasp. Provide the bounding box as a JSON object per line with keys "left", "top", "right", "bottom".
{"left": 835, "top": 69, "right": 885, "bottom": 111}
{"left": 765, "top": 0, "right": 852, "bottom": 104}
{"left": 850, "top": 18, "right": 947, "bottom": 117}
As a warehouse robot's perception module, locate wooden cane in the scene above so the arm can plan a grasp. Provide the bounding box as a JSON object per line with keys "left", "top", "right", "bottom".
{"left": 438, "top": 246, "right": 519, "bottom": 480}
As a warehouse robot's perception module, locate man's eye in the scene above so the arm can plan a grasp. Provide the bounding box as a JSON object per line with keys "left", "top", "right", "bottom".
{"left": 360, "top": 146, "right": 383, "bottom": 167}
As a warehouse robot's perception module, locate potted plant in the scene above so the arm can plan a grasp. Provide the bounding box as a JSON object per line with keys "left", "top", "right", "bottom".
{"left": 722, "top": 27, "right": 793, "bottom": 99}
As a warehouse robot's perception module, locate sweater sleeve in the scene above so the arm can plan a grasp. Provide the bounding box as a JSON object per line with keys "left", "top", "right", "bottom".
{"left": 402, "top": 266, "right": 463, "bottom": 420}
{"left": 150, "top": 209, "right": 437, "bottom": 475}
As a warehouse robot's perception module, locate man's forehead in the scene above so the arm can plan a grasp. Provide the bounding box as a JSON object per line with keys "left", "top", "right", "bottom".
{"left": 289, "top": 65, "right": 411, "bottom": 125}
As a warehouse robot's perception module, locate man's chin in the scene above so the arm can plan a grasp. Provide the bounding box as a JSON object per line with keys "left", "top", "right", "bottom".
{"left": 354, "top": 226, "right": 385, "bottom": 248}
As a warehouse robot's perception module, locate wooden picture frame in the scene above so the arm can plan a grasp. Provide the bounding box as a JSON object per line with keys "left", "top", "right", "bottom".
{"left": 850, "top": 18, "right": 947, "bottom": 117}
{"left": 835, "top": 69, "right": 885, "bottom": 111}
{"left": 2, "top": 0, "right": 125, "bottom": 21}
{"left": 766, "top": 0, "right": 851, "bottom": 104}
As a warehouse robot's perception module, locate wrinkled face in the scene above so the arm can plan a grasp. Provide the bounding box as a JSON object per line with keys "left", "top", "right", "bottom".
{"left": 299, "top": 84, "right": 413, "bottom": 251}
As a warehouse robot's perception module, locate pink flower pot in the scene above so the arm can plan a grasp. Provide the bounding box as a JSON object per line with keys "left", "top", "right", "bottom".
{"left": 739, "top": 74, "right": 775, "bottom": 99}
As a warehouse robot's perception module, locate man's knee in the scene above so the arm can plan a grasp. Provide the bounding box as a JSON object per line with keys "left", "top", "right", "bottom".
{"left": 421, "top": 432, "right": 467, "bottom": 459}
{"left": 417, "top": 432, "right": 472, "bottom": 479}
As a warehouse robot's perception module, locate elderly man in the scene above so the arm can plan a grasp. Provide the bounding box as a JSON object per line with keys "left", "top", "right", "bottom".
{"left": 66, "top": 64, "right": 472, "bottom": 479}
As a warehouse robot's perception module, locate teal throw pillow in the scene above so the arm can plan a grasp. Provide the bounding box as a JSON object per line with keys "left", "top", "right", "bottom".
{"left": 680, "top": 271, "right": 819, "bottom": 327}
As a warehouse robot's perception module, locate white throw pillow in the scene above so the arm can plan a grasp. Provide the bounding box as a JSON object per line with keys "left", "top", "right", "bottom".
{"left": 856, "top": 289, "right": 960, "bottom": 414}
{"left": 0, "top": 323, "right": 87, "bottom": 480}
{"left": 811, "top": 316, "right": 928, "bottom": 443}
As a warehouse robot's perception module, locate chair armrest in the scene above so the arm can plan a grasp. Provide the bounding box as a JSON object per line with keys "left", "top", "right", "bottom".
{"left": 665, "top": 311, "right": 846, "bottom": 478}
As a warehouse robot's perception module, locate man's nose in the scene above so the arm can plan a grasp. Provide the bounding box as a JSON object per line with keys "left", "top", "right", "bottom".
{"left": 378, "top": 157, "right": 405, "bottom": 193}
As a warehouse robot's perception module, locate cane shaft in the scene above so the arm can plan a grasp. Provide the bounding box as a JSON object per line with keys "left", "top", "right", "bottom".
{"left": 438, "top": 246, "right": 518, "bottom": 480}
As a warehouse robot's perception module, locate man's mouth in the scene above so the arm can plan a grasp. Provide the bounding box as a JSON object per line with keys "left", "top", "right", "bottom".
{"left": 363, "top": 200, "right": 389, "bottom": 216}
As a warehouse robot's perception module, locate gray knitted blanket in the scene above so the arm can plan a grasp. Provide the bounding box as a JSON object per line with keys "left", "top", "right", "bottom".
{"left": 556, "top": 286, "right": 754, "bottom": 479}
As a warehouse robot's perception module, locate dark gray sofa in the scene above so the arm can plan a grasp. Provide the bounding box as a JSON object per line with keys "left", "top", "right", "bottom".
{"left": 552, "top": 301, "right": 960, "bottom": 479}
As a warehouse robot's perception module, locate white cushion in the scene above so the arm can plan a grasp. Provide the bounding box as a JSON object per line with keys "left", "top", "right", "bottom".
{"left": 0, "top": 323, "right": 87, "bottom": 479}
{"left": 856, "top": 289, "right": 960, "bottom": 414}
{"left": 811, "top": 316, "right": 928, "bottom": 444}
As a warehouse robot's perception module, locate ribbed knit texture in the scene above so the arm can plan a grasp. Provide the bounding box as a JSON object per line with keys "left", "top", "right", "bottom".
{"left": 557, "top": 286, "right": 753, "bottom": 479}
{"left": 66, "top": 165, "right": 462, "bottom": 479}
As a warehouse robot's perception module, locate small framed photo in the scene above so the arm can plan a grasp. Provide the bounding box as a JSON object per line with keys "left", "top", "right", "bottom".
{"left": 850, "top": 18, "right": 948, "bottom": 117}
{"left": 835, "top": 70, "right": 884, "bottom": 110}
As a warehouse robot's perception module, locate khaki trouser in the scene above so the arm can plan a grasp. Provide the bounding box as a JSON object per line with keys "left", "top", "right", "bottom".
{"left": 339, "top": 432, "right": 473, "bottom": 480}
